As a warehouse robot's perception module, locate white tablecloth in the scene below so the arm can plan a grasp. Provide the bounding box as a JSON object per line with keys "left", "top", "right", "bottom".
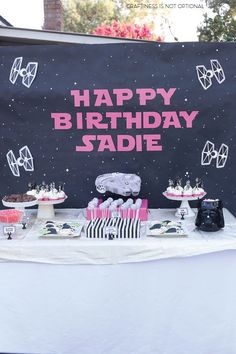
{"left": 0, "top": 251, "right": 236, "bottom": 354}
{"left": 0, "top": 208, "right": 235, "bottom": 264}
{"left": 0, "top": 209, "right": 236, "bottom": 354}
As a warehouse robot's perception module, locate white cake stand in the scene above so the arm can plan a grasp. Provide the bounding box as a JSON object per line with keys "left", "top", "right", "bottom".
{"left": 163, "top": 192, "right": 206, "bottom": 218}
{"left": 37, "top": 197, "right": 67, "bottom": 219}
{"left": 2, "top": 199, "right": 38, "bottom": 211}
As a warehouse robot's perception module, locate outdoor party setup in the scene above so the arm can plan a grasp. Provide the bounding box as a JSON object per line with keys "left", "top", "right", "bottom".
{"left": 0, "top": 26, "right": 236, "bottom": 354}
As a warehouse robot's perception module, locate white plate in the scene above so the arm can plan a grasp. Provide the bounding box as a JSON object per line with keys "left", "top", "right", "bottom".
{"left": 39, "top": 220, "right": 84, "bottom": 239}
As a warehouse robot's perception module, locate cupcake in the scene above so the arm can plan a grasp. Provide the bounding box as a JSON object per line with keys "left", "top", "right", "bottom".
{"left": 57, "top": 190, "right": 66, "bottom": 199}
{"left": 183, "top": 180, "right": 193, "bottom": 197}
{"left": 192, "top": 178, "right": 205, "bottom": 197}
{"left": 174, "top": 178, "right": 183, "bottom": 197}
{"left": 166, "top": 179, "right": 176, "bottom": 196}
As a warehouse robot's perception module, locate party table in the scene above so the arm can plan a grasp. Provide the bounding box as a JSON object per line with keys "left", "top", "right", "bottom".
{"left": 0, "top": 208, "right": 236, "bottom": 354}
{"left": 0, "top": 208, "right": 235, "bottom": 264}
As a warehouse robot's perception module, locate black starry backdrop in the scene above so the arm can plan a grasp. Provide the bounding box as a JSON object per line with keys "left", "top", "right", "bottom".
{"left": 0, "top": 42, "right": 235, "bottom": 213}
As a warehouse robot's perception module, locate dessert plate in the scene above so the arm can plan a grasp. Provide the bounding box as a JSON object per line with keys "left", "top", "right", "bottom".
{"left": 147, "top": 220, "right": 188, "bottom": 237}
{"left": 39, "top": 220, "right": 85, "bottom": 239}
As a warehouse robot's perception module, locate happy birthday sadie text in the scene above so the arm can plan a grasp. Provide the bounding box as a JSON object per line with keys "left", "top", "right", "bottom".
{"left": 51, "top": 88, "right": 199, "bottom": 152}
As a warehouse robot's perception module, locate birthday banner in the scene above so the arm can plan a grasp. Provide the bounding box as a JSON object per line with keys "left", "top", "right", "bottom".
{"left": 0, "top": 42, "right": 235, "bottom": 212}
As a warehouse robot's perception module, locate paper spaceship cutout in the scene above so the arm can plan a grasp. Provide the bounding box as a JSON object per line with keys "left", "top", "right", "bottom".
{"left": 9, "top": 57, "right": 38, "bottom": 88}
{"left": 201, "top": 140, "right": 228, "bottom": 168}
{"left": 196, "top": 59, "right": 225, "bottom": 90}
{"left": 95, "top": 172, "right": 141, "bottom": 196}
{"left": 6, "top": 146, "right": 34, "bottom": 177}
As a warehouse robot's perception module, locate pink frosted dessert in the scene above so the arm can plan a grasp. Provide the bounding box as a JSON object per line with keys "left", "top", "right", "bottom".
{"left": 27, "top": 182, "right": 66, "bottom": 201}
{"left": 165, "top": 178, "right": 206, "bottom": 198}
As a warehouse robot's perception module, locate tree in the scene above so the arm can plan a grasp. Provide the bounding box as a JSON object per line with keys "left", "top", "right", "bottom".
{"left": 93, "top": 21, "right": 162, "bottom": 41}
{"left": 62, "top": 0, "right": 162, "bottom": 36}
{"left": 116, "top": 0, "right": 161, "bottom": 29}
{"left": 198, "top": 0, "right": 236, "bottom": 41}
{"left": 62, "top": 0, "right": 119, "bottom": 34}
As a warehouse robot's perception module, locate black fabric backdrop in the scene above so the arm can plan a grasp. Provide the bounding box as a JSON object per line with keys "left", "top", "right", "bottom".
{"left": 0, "top": 42, "right": 235, "bottom": 213}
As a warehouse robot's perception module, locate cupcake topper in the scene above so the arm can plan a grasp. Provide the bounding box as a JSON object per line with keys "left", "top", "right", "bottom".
{"left": 168, "top": 179, "right": 174, "bottom": 187}
{"left": 175, "top": 177, "right": 182, "bottom": 190}
{"left": 185, "top": 180, "right": 191, "bottom": 190}
{"left": 175, "top": 177, "right": 181, "bottom": 186}
{"left": 195, "top": 177, "right": 200, "bottom": 188}
{"left": 58, "top": 182, "right": 64, "bottom": 191}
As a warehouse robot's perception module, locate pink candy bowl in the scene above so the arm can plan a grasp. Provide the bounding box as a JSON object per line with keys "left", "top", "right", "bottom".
{"left": 0, "top": 209, "right": 23, "bottom": 224}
